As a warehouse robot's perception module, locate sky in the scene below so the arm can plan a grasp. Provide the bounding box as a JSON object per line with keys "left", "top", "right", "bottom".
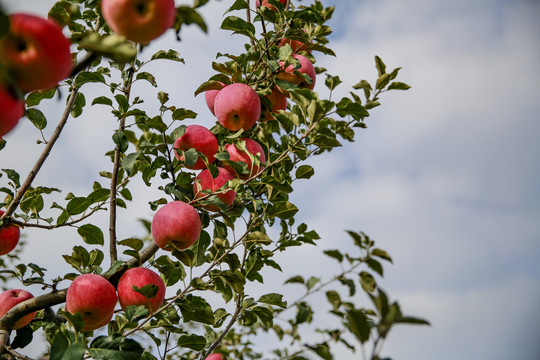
{"left": 1, "top": 0, "right": 540, "bottom": 359}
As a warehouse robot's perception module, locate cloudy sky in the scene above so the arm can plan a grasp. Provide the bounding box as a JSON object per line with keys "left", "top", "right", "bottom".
{"left": 1, "top": 0, "right": 539, "bottom": 359}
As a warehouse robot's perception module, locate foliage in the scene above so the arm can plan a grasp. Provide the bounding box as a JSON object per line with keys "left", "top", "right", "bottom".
{"left": 0, "top": 1, "right": 428, "bottom": 359}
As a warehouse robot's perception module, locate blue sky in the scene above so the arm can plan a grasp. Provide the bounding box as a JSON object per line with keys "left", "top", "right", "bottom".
{"left": 1, "top": 0, "right": 540, "bottom": 359}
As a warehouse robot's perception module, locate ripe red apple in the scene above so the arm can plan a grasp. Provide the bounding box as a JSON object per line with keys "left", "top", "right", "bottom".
{"left": 255, "top": 0, "right": 287, "bottom": 11}
{"left": 0, "top": 84, "right": 24, "bottom": 138}
{"left": 277, "top": 54, "right": 316, "bottom": 95}
{"left": 214, "top": 83, "right": 261, "bottom": 132}
{"left": 65, "top": 274, "right": 117, "bottom": 331}
{"left": 117, "top": 267, "right": 165, "bottom": 314}
{"left": 224, "top": 138, "right": 266, "bottom": 179}
{"left": 0, "top": 210, "right": 20, "bottom": 255}
{"left": 173, "top": 125, "right": 218, "bottom": 170}
{"left": 151, "top": 201, "right": 201, "bottom": 251}
{"left": 101, "top": 0, "right": 176, "bottom": 44}
{"left": 263, "top": 86, "right": 287, "bottom": 121}
{"left": 0, "top": 13, "right": 72, "bottom": 92}
{"left": 0, "top": 289, "right": 36, "bottom": 330}
{"left": 205, "top": 82, "right": 225, "bottom": 115}
{"left": 193, "top": 167, "right": 236, "bottom": 211}
{"left": 206, "top": 354, "right": 224, "bottom": 360}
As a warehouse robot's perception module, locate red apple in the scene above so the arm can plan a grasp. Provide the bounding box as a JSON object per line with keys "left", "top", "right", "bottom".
{"left": 65, "top": 274, "right": 117, "bottom": 331}
{"left": 0, "top": 13, "right": 72, "bottom": 92}
{"left": 173, "top": 125, "right": 218, "bottom": 170}
{"left": 0, "top": 84, "right": 24, "bottom": 138}
{"left": 263, "top": 86, "right": 287, "bottom": 121}
{"left": 224, "top": 138, "right": 266, "bottom": 179}
{"left": 101, "top": 0, "right": 176, "bottom": 44}
{"left": 205, "top": 82, "right": 225, "bottom": 115}
{"left": 277, "top": 54, "right": 316, "bottom": 95}
{"left": 255, "top": 0, "right": 287, "bottom": 11}
{"left": 206, "top": 354, "right": 224, "bottom": 360}
{"left": 151, "top": 201, "right": 201, "bottom": 251}
{"left": 193, "top": 167, "right": 236, "bottom": 211}
{"left": 0, "top": 210, "right": 20, "bottom": 255}
{"left": 214, "top": 83, "right": 261, "bottom": 132}
{"left": 0, "top": 289, "right": 36, "bottom": 330}
{"left": 117, "top": 267, "right": 165, "bottom": 314}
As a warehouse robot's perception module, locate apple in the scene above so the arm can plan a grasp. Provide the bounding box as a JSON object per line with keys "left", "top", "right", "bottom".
{"left": 117, "top": 267, "right": 165, "bottom": 314}
{"left": 193, "top": 167, "right": 236, "bottom": 211}
{"left": 214, "top": 83, "right": 261, "bottom": 132}
{"left": 101, "top": 0, "right": 176, "bottom": 44}
{"left": 0, "top": 13, "right": 72, "bottom": 92}
{"left": 173, "top": 125, "right": 218, "bottom": 170}
{"left": 224, "top": 138, "right": 266, "bottom": 179}
{"left": 255, "top": 0, "right": 287, "bottom": 11}
{"left": 205, "top": 82, "right": 225, "bottom": 115}
{"left": 0, "top": 210, "right": 20, "bottom": 255}
{"left": 0, "top": 289, "right": 36, "bottom": 330}
{"left": 65, "top": 274, "right": 117, "bottom": 331}
{"left": 151, "top": 201, "right": 201, "bottom": 251}
{"left": 0, "top": 84, "right": 24, "bottom": 138}
{"left": 277, "top": 54, "right": 316, "bottom": 95}
{"left": 263, "top": 86, "right": 287, "bottom": 121}
{"left": 206, "top": 354, "right": 224, "bottom": 360}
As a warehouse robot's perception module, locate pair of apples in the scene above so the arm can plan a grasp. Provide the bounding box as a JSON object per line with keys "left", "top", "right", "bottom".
{"left": 0, "top": 267, "right": 165, "bottom": 332}
{"left": 65, "top": 268, "right": 166, "bottom": 331}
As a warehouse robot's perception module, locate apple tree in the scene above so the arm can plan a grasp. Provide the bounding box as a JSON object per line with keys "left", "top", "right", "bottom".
{"left": 0, "top": 0, "right": 429, "bottom": 359}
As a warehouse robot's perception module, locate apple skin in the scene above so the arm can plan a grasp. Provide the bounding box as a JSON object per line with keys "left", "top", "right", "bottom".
{"left": 0, "top": 289, "right": 36, "bottom": 330}
{"left": 224, "top": 138, "right": 266, "bottom": 179}
{"left": 117, "top": 267, "right": 165, "bottom": 314}
{"left": 277, "top": 54, "right": 316, "bottom": 95}
{"left": 205, "top": 82, "right": 225, "bottom": 115}
{"left": 206, "top": 354, "right": 224, "bottom": 360}
{"left": 0, "top": 210, "right": 20, "bottom": 255}
{"left": 263, "top": 86, "right": 287, "bottom": 121}
{"left": 0, "top": 13, "right": 72, "bottom": 92}
{"left": 0, "top": 84, "right": 24, "bottom": 138}
{"left": 214, "top": 83, "right": 261, "bottom": 132}
{"left": 173, "top": 125, "right": 218, "bottom": 170}
{"left": 101, "top": 0, "right": 176, "bottom": 44}
{"left": 255, "top": 0, "right": 287, "bottom": 11}
{"left": 65, "top": 274, "right": 117, "bottom": 331}
{"left": 193, "top": 167, "right": 236, "bottom": 211}
{"left": 151, "top": 201, "right": 201, "bottom": 251}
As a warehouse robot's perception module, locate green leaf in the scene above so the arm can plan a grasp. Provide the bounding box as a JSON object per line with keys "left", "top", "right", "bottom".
{"left": 66, "top": 197, "right": 91, "bottom": 215}
{"left": 171, "top": 108, "right": 197, "bottom": 121}
{"left": 136, "top": 72, "right": 157, "bottom": 87}
{"left": 376, "top": 73, "right": 392, "bottom": 90}
{"left": 176, "top": 294, "right": 215, "bottom": 325}
{"left": 124, "top": 305, "right": 149, "bottom": 322}
{"left": 51, "top": 338, "right": 87, "bottom": 360}
{"left": 267, "top": 201, "right": 298, "bottom": 219}
{"left": 25, "top": 108, "right": 47, "bottom": 130}
{"left": 346, "top": 309, "right": 371, "bottom": 343}
{"left": 306, "top": 343, "right": 333, "bottom": 360}
{"left": 176, "top": 6, "right": 208, "bottom": 33}
{"left": 388, "top": 81, "right": 411, "bottom": 90}
{"left": 122, "top": 152, "right": 140, "bottom": 174}
{"left": 306, "top": 276, "right": 321, "bottom": 290}
{"left": 323, "top": 250, "right": 343, "bottom": 263}
{"left": 92, "top": 96, "right": 113, "bottom": 107}
{"left": 258, "top": 293, "right": 287, "bottom": 308}
{"left": 75, "top": 71, "right": 106, "bottom": 87}
{"left": 226, "top": 0, "right": 250, "bottom": 13}
{"left": 360, "top": 271, "right": 377, "bottom": 293}
{"left": 221, "top": 16, "right": 256, "bottom": 38}
{"left": 11, "top": 326, "right": 33, "bottom": 349}
{"left": 77, "top": 224, "right": 104, "bottom": 245}
{"left": 325, "top": 290, "right": 341, "bottom": 310}
{"left": 177, "top": 334, "right": 206, "bottom": 350}
{"left": 26, "top": 88, "right": 56, "bottom": 107}
{"left": 150, "top": 49, "right": 184, "bottom": 62}
{"left": 295, "top": 165, "right": 315, "bottom": 179}
{"left": 89, "top": 335, "right": 144, "bottom": 360}
{"left": 78, "top": 33, "right": 137, "bottom": 64}
{"left": 375, "top": 55, "right": 386, "bottom": 76}
{"left": 371, "top": 248, "right": 393, "bottom": 263}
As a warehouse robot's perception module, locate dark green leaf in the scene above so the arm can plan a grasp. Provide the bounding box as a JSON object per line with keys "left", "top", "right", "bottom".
{"left": 25, "top": 108, "right": 47, "bottom": 130}
{"left": 323, "top": 250, "right": 343, "bottom": 263}
{"left": 78, "top": 33, "right": 137, "bottom": 64}
{"left": 77, "top": 224, "right": 104, "bottom": 245}
{"left": 375, "top": 55, "right": 386, "bottom": 76}
{"left": 221, "top": 16, "right": 256, "bottom": 38}
{"left": 346, "top": 309, "right": 371, "bottom": 343}
{"left": 89, "top": 335, "right": 144, "bottom": 360}
{"left": 295, "top": 165, "right": 315, "bottom": 179}
{"left": 267, "top": 201, "right": 298, "bottom": 219}
{"left": 177, "top": 334, "right": 206, "bottom": 350}
{"left": 306, "top": 343, "right": 333, "bottom": 360}
{"left": 258, "top": 293, "right": 287, "bottom": 308}
{"left": 388, "top": 81, "right": 411, "bottom": 90}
